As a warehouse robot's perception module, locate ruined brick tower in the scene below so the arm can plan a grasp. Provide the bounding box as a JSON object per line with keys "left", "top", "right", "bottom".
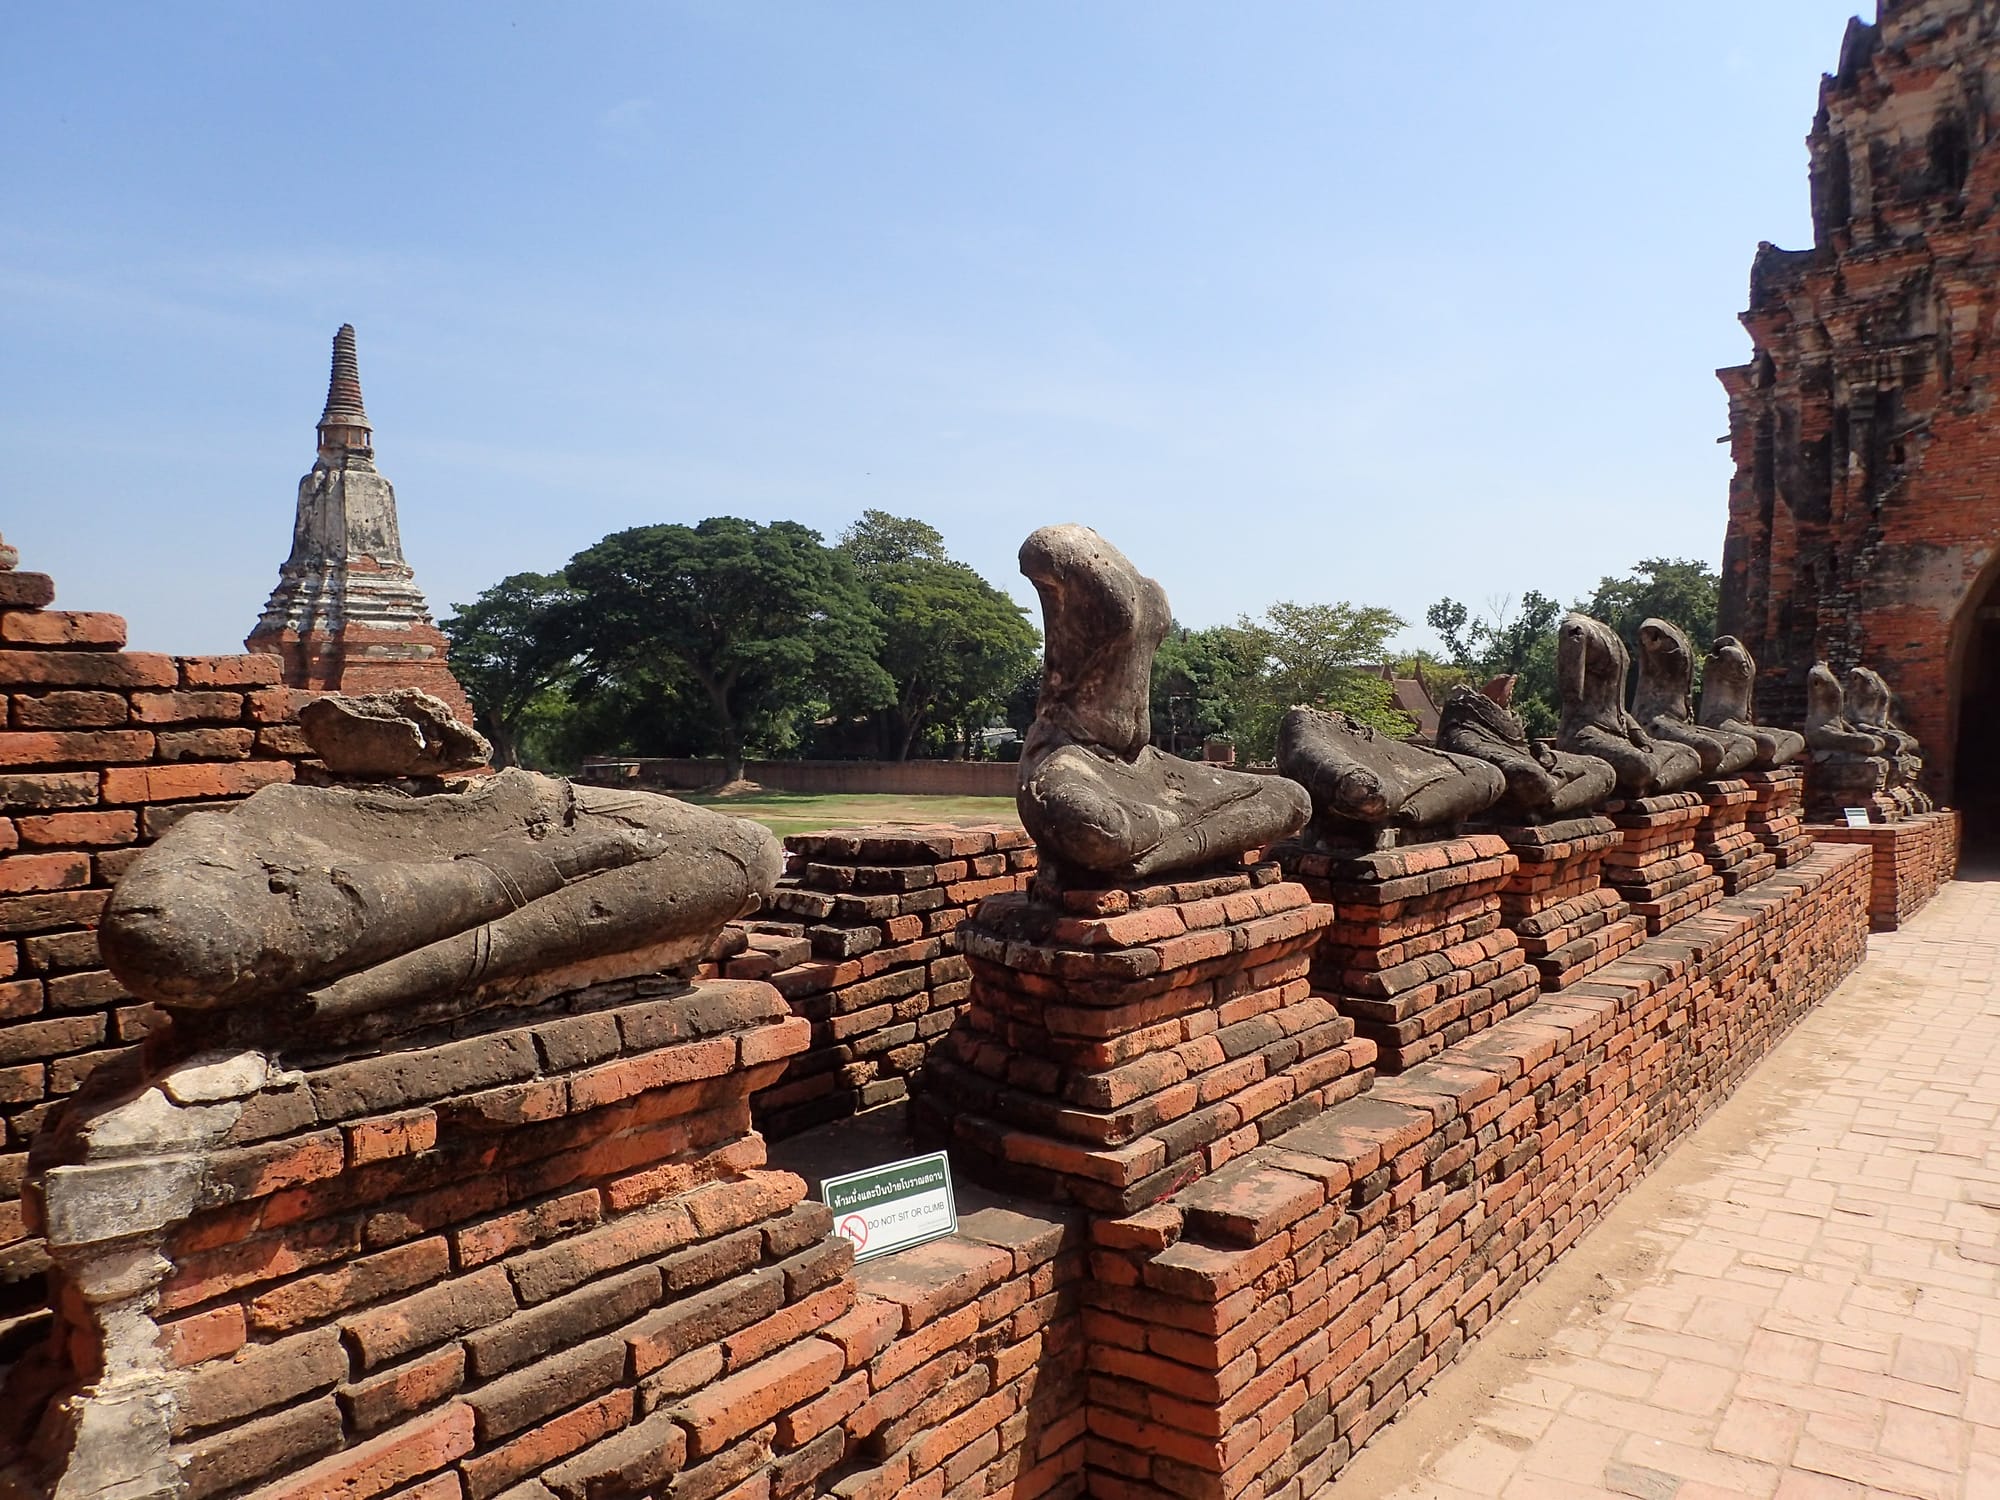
{"left": 246, "top": 324, "right": 476, "bottom": 722}
{"left": 1718, "top": 0, "right": 2000, "bottom": 834}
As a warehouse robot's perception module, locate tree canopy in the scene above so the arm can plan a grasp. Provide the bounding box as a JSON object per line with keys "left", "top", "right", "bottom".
{"left": 563, "top": 517, "right": 894, "bottom": 782}
{"left": 440, "top": 571, "right": 582, "bottom": 768}
{"left": 1428, "top": 560, "right": 1722, "bottom": 734}
{"left": 837, "top": 511, "right": 1040, "bottom": 760}
{"left": 1147, "top": 602, "right": 1412, "bottom": 762}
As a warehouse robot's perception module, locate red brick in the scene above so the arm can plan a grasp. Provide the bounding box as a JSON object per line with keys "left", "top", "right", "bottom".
{"left": 342, "top": 1265, "right": 518, "bottom": 1370}
{"left": 347, "top": 1109, "right": 439, "bottom": 1165}
{"left": 0, "top": 573, "right": 55, "bottom": 609}
{"left": 0, "top": 650, "right": 174, "bottom": 690}
{"left": 0, "top": 851, "right": 91, "bottom": 893}
{"left": 175, "top": 1325, "right": 348, "bottom": 1435}
{"left": 674, "top": 1336, "right": 844, "bottom": 1457}
{"left": 248, "top": 1237, "right": 452, "bottom": 1335}
{"left": 128, "top": 690, "right": 245, "bottom": 724}
{"left": 159, "top": 1304, "right": 247, "bottom": 1368}
{"left": 11, "top": 691, "right": 127, "bottom": 729}
{"left": 180, "top": 654, "right": 282, "bottom": 688}
{"left": 453, "top": 1188, "right": 602, "bottom": 1268}
{"left": 254, "top": 1401, "right": 475, "bottom": 1500}
{"left": 0, "top": 610, "right": 125, "bottom": 647}
{"left": 100, "top": 759, "right": 295, "bottom": 804}
{"left": 155, "top": 727, "right": 256, "bottom": 762}
{"left": 340, "top": 1344, "right": 468, "bottom": 1436}
{"left": 14, "top": 810, "right": 135, "bottom": 847}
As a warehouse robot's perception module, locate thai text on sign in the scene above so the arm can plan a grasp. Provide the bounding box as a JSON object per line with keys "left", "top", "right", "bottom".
{"left": 821, "top": 1151, "right": 957, "bottom": 1262}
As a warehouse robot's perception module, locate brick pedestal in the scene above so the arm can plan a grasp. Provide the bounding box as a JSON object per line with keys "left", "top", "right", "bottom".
{"left": 921, "top": 863, "right": 1365, "bottom": 1213}
{"left": 1275, "top": 836, "right": 1540, "bottom": 1073}
{"left": 1803, "top": 808, "right": 1961, "bottom": 930}
{"left": 1741, "top": 766, "right": 1812, "bottom": 867}
{"left": 1804, "top": 756, "right": 1897, "bottom": 824}
{"left": 1486, "top": 816, "right": 1646, "bottom": 991}
{"left": 729, "top": 824, "right": 1035, "bottom": 1137}
{"left": 11, "top": 974, "right": 858, "bottom": 1500}
{"left": 1604, "top": 792, "right": 1722, "bottom": 934}
{"left": 1694, "top": 779, "right": 1777, "bottom": 895}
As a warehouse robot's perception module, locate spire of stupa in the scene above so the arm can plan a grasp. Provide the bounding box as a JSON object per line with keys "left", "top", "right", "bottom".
{"left": 317, "top": 323, "right": 373, "bottom": 454}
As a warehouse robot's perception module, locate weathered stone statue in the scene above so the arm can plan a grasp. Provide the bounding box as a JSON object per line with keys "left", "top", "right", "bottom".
{"left": 1016, "top": 525, "right": 1308, "bottom": 879}
{"left": 300, "top": 687, "right": 492, "bottom": 778}
{"left": 1804, "top": 663, "right": 1889, "bottom": 759}
{"left": 101, "top": 767, "right": 782, "bottom": 1020}
{"left": 1555, "top": 612, "right": 1702, "bottom": 798}
{"left": 1632, "top": 618, "right": 1759, "bottom": 778}
{"left": 1276, "top": 705, "right": 1503, "bottom": 847}
{"left": 1436, "top": 674, "right": 1616, "bottom": 823}
{"left": 1846, "top": 665, "right": 1928, "bottom": 809}
{"left": 1698, "top": 636, "right": 1806, "bottom": 768}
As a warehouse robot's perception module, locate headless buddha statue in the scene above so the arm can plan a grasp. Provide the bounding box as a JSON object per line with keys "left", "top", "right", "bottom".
{"left": 1846, "top": 666, "right": 1928, "bottom": 811}
{"left": 1698, "top": 636, "right": 1805, "bottom": 769}
{"left": 1275, "top": 704, "right": 1503, "bottom": 848}
{"left": 1553, "top": 612, "right": 1702, "bottom": 798}
{"left": 1016, "top": 524, "right": 1308, "bottom": 880}
{"left": 1435, "top": 673, "right": 1615, "bottom": 823}
{"left": 102, "top": 700, "right": 782, "bottom": 1018}
{"left": 1632, "top": 618, "right": 1758, "bottom": 778}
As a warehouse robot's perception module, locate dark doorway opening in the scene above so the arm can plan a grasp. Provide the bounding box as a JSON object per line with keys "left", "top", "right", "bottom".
{"left": 1953, "top": 580, "right": 2000, "bottom": 848}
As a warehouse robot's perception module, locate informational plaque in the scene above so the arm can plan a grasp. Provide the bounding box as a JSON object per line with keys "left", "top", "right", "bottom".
{"left": 822, "top": 1151, "right": 957, "bottom": 1261}
{"left": 1843, "top": 807, "right": 1872, "bottom": 828}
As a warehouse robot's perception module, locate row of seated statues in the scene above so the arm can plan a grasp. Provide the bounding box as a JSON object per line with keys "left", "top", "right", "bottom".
{"left": 103, "top": 524, "right": 1931, "bottom": 1019}
{"left": 1017, "top": 526, "right": 1929, "bottom": 878}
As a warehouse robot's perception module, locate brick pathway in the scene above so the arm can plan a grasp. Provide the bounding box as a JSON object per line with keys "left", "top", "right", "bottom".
{"left": 1336, "top": 874, "right": 2000, "bottom": 1500}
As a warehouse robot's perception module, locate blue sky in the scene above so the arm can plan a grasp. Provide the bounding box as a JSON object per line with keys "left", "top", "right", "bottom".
{"left": 4, "top": 2, "right": 1865, "bottom": 656}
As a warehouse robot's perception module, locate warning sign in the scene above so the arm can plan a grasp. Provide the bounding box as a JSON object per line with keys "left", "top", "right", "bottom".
{"left": 821, "top": 1151, "right": 957, "bottom": 1262}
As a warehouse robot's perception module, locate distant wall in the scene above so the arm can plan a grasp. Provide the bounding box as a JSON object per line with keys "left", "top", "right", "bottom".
{"left": 581, "top": 758, "right": 1019, "bottom": 799}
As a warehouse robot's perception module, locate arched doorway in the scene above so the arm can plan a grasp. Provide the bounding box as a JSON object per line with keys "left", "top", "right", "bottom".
{"left": 1952, "top": 564, "right": 2000, "bottom": 847}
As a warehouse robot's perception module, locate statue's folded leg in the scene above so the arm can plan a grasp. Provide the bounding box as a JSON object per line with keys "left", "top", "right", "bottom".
{"left": 1020, "top": 746, "right": 1166, "bottom": 874}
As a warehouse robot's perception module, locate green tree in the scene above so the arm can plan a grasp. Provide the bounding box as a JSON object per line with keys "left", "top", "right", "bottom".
{"left": 440, "top": 571, "right": 582, "bottom": 769}
{"left": 565, "top": 518, "right": 894, "bottom": 783}
{"left": 1232, "top": 600, "right": 1413, "bottom": 760}
{"left": 1425, "top": 591, "right": 1564, "bottom": 738}
{"left": 1578, "top": 558, "right": 1722, "bottom": 668}
{"left": 837, "top": 511, "right": 1041, "bottom": 760}
{"left": 1150, "top": 622, "right": 1265, "bottom": 756}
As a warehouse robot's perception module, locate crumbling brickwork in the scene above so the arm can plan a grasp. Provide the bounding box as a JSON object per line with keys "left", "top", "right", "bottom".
{"left": 1718, "top": 0, "right": 2000, "bottom": 808}
{"left": 728, "top": 825, "right": 1037, "bottom": 1138}
{"left": 1086, "top": 842, "right": 1870, "bottom": 1498}
{"left": 0, "top": 547, "right": 311, "bottom": 1334}
{"left": 1803, "top": 806, "right": 1960, "bottom": 927}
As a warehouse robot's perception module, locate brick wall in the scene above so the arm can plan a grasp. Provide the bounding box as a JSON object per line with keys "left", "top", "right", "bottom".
{"left": 5, "top": 833, "right": 1879, "bottom": 1499}
{"left": 1083, "top": 842, "right": 1871, "bottom": 1498}
{"left": 730, "top": 826, "right": 1036, "bottom": 1139}
{"left": 1802, "top": 809, "right": 1960, "bottom": 930}
{"left": 0, "top": 557, "right": 311, "bottom": 1335}
{"left": 8, "top": 961, "right": 1087, "bottom": 1500}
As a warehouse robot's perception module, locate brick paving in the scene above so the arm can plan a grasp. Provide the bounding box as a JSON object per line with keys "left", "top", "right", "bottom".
{"left": 1340, "top": 874, "right": 2000, "bottom": 1500}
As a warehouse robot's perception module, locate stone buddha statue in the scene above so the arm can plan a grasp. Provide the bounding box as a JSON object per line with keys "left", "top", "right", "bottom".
{"left": 1804, "top": 663, "right": 1890, "bottom": 759}
{"left": 1435, "top": 673, "right": 1616, "bottom": 824}
{"left": 1846, "top": 666, "right": 1927, "bottom": 810}
{"left": 1698, "top": 636, "right": 1805, "bottom": 768}
{"left": 1554, "top": 612, "right": 1702, "bottom": 799}
{"left": 102, "top": 697, "right": 782, "bottom": 1020}
{"left": 1632, "top": 618, "right": 1759, "bottom": 778}
{"left": 1015, "top": 524, "right": 1309, "bottom": 880}
{"left": 1276, "top": 704, "right": 1504, "bottom": 848}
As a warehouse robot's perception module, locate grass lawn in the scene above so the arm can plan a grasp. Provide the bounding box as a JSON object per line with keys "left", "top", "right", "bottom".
{"left": 671, "top": 789, "right": 1020, "bottom": 840}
